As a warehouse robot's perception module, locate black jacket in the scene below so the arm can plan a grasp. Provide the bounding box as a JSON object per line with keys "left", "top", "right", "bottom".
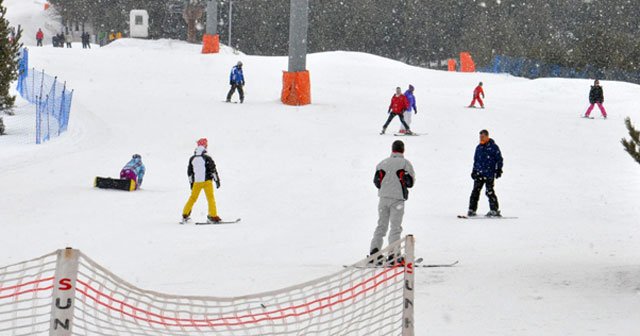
{"left": 589, "top": 85, "right": 604, "bottom": 104}
{"left": 187, "top": 153, "right": 220, "bottom": 188}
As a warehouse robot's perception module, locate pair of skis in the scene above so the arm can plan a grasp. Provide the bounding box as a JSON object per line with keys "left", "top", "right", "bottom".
{"left": 344, "top": 257, "right": 459, "bottom": 269}
{"left": 457, "top": 215, "right": 518, "bottom": 220}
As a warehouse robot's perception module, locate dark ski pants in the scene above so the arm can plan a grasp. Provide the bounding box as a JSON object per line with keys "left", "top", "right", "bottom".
{"left": 226, "top": 84, "right": 244, "bottom": 102}
{"left": 382, "top": 113, "right": 410, "bottom": 130}
{"left": 36, "top": 39, "right": 43, "bottom": 47}
{"left": 469, "top": 178, "right": 499, "bottom": 211}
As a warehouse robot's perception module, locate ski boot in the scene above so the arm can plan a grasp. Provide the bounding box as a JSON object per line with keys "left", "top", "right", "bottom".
{"left": 398, "top": 129, "right": 406, "bottom": 134}
{"left": 486, "top": 210, "right": 501, "bottom": 217}
{"left": 380, "top": 127, "right": 387, "bottom": 135}
{"left": 207, "top": 216, "right": 222, "bottom": 224}
{"left": 405, "top": 129, "right": 414, "bottom": 135}
{"left": 180, "top": 214, "right": 191, "bottom": 224}
{"left": 467, "top": 209, "right": 477, "bottom": 217}
{"left": 368, "top": 248, "right": 384, "bottom": 266}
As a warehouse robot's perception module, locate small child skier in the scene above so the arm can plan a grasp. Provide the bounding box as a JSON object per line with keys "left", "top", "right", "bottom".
{"left": 468, "top": 82, "right": 485, "bottom": 108}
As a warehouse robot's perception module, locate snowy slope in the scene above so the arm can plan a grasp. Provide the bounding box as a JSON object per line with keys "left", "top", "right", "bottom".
{"left": 5, "top": 0, "right": 62, "bottom": 46}
{"left": 1, "top": 37, "right": 640, "bottom": 335}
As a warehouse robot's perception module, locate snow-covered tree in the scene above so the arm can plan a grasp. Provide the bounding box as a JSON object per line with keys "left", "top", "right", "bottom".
{"left": 0, "top": 0, "right": 22, "bottom": 114}
{"left": 622, "top": 117, "right": 640, "bottom": 165}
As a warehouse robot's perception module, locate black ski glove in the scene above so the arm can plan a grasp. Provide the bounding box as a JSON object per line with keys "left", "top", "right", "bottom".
{"left": 471, "top": 171, "right": 479, "bottom": 180}
{"left": 495, "top": 169, "right": 503, "bottom": 179}
{"left": 230, "top": 81, "right": 234, "bottom": 85}
{"left": 414, "top": 108, "right": 418, "bottom": 115}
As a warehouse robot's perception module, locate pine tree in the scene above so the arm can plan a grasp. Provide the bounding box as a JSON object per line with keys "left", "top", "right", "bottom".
{"left": 0, "top": 0, "right": 22, "bottom": 114}
{"left": 622, "top": 117, "right": 640, "bottom": 165}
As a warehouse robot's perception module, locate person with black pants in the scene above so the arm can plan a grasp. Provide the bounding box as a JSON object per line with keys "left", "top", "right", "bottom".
{"left": 468, "top": 129, "right": 504, "bottom": 217}
{"left": 226, "top": 61, "right": 245, "bottom": 103}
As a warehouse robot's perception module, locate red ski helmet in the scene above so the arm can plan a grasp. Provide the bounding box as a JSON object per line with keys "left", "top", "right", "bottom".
{"left": 197, "top": 138, "right": 208, "bottom": 148}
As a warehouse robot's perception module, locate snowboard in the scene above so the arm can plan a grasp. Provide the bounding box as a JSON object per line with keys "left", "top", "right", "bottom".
{"left": 457, "top": 215, "right": 518, "bottom": 219}
{"left": 195, "top": 218, "right": 241, "bottom": 225}
{"left": 95, "top": 177, "right": 136, "bottom": 191}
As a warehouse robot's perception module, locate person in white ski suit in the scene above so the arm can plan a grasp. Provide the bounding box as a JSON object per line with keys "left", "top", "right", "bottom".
{"left": 370, "top": 140, "right": 416, "bottom": 257}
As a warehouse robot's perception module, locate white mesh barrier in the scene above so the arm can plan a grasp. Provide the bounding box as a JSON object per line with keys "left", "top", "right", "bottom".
{"left": 0, "top": 237, "right": 415, "bottom": 335}
{"left": 0, "top": 252, "right": 57, "bottom": 336}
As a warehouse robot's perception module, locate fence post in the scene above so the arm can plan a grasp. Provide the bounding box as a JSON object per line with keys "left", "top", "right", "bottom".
{"left": 35, "top": 95, "right": 41, "bottom": 144}
{"left": 58, "top": 82, "right": 66, "bottom": 135}
{"left": 50, "top": 248, "right": 80, "bottom": 335}
{"left": 402, "top": 235, "right": 415, "bottom": 336}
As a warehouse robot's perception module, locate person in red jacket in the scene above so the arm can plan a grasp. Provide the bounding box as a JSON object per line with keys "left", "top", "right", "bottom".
{"left": 381, "top": 87, "right": 412, "bottom": 135}
{"left": 468, "top": 82, "right": 485, "bottom": 108}
{"left": 36, "top": 29, "right": 44, "bottom": 47}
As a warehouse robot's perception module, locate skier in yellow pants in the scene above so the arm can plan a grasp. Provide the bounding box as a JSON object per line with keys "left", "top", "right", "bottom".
{"left": 181, "top": 138, "right": 222, "bottom": 224}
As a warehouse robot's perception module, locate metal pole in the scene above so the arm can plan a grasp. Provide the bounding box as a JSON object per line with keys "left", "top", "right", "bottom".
{"left": 288, "top": 0, "right": 308, "bottom": 72}
{"left": 402, "top": 235, "right": 415, "bottom": 336}
{"left": 228, "top": 0, "right": 232, "bottom": 47}
{"left": 206, "top": 0, "right": 218, "bottom": 35}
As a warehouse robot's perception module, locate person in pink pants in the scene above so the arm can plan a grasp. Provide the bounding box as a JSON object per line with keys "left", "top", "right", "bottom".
{"left": 584, "top": 79, "right": 607, "bottom": 119}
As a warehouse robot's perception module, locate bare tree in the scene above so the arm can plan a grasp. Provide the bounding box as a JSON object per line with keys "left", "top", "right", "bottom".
{"left": 183, "top": 0, "right": 205, "bottom": 43}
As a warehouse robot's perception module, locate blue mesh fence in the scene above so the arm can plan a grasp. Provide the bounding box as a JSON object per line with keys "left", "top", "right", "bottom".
{"left": 16, "top": 48, "right": 74, "bottom": 144}
{"left": 479, "top": 55, "right": 640, "bottom": 84}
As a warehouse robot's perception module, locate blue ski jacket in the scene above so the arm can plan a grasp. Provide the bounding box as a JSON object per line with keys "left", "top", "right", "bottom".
{"left": 404, "top": 90, "right": 417, "bottom": 112}
{"left": 472, "top": 139, "right": 503, "bottom": 178}
{"left": 229, "top": 66, "right": 244, "bottom": 85}
{"left": 122, "top": 157, "right": 146, "bottom": 185}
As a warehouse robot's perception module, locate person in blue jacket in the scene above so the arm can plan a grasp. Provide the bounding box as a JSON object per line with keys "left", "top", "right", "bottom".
{"left": 399, "top": 85, "right": 417, "bottom": 133}
{"left": 120, "top": 154, "right": 146, "bottom": 190}
{"left": 468, "top": 130, "right": 503, "bottom": 217}
{"left": 226, "top": 61, "right": 245, "bottom": 103}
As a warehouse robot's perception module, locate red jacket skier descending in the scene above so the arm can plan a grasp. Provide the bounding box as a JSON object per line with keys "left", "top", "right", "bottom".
{"left": 469, "top": 82, "right": 485, "bottom": 108}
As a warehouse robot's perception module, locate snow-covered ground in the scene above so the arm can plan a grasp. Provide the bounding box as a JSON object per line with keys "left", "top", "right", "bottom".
{"left": 3, "top": 4, "right": 640, "bottom": 336}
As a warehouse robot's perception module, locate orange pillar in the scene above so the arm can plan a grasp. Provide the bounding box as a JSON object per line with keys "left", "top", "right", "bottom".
{"left": 281, "top": 70, "right": 311, "bottom": 106}
{"left": 201, "top": 34, "right": 220, "bottom": 54}
{"left": 460, "top": 52, "right": 476, "bottom": 72}
{"left": 447, "top": 59, "right": 457, "bottom": 72}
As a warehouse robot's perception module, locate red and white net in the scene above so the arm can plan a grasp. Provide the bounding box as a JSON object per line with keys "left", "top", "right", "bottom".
{"left": 1, "top": 238, "right": 411, "bottom": 335}
{"left": 0, "top": 252, "right": 57, "bottom": 335}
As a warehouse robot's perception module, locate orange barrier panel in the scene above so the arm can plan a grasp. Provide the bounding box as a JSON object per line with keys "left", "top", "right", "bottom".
{"left": 460, "top": 52, "right": 476, "bottom": 72}
{"left": 281, "top": 70, "right": 311, "bottom": 106}
{"left": 448, "top": 59, "right": 457, "bottom": 72}
{"left": 44, "top": 3, "right": 50, "bottom": 10}
{"left": 201, "top": 34, "right": 220, "bottom": 54}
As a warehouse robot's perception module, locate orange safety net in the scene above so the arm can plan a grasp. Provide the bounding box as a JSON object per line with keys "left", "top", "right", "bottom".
{"left": 459, "top": 52, "right": 476, "bottom": 72}
{"left": 281, "top": 70, "right": 311, "bottom": 106}
{"left": 201, "top": 34, "right": 220, "bottom": 54}
{"left": 448, "top": 59, "right": 457, "bottom": 72}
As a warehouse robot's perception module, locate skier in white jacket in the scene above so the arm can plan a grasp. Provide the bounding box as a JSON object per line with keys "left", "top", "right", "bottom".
{"left": 370, "top": 140, "right": 415, "bottom": 262}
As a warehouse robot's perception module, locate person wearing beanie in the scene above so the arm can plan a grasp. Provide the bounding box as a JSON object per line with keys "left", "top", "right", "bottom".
{"left": 468, "top": 82, "right": 485, "bottom": 108}
{"left": 120, "top": 154, "right": 146, "bottom": 190}
{"left": 399, "top": 85, "right": 418, "bottom": 134}
{"left": 181, "top": 138, "right": 222, "bottom": 224}
{"left": 370, "top": 140, "right": 416, "bottom": 264}
{"left": 226, "top": 61, "right": 245, "bottom": 103}
{"left": 468, "top": 129, "right": 503, "bottom": 217}
{"left": 381, "top": 87, "right": 412, "bottom": 135}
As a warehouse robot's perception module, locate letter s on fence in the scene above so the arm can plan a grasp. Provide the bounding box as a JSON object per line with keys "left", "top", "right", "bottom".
{"left": 58, "top": 278, "right": 73, "bottom": 291}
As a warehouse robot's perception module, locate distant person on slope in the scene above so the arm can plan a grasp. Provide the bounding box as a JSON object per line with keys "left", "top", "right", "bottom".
{"left": 468, "top": 130, "right": 503, "bottom": 217}
{"left": 181, "top": 138, "right": 222, "bottom": 224}
{"left": 583, "top": 79, "right": 607, "bottom": 119}
{"left": 468, "top": 82, "right": 485, "bottom": 108}
{"left": 399, "top": 85, "right": 418, "bottom": 134}
{"left": 381, "top": 87, "right": 412, "bottom": 135}
{"left": 370, "top": 140, "right": 415, "bottom": 264}
{"left": 36, "top": 29, "right": 44, "bottom": 47}
{"left": 226, "top": 61, "right": 245, "bottom": 103}
{"left": 64, "top": 32, "right": 72, "bottom": 48}
{"left": 120, "top": 154, "right": 146, "bottom": 190}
